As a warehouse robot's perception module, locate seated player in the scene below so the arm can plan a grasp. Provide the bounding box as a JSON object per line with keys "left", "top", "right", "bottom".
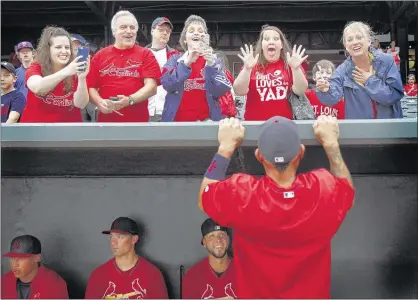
{"left": 182, "top": 218, "right": 237, "bottom": 299}
{"left": 1, "top": 235, "right": 68, "bottom": 299}
{"left": 85, "top": 217, "right": 168, "bottom": 299}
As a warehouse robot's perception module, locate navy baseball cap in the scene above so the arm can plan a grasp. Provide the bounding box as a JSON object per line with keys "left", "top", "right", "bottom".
{"left": 16, "top": 41, "right": 34, "bottom": 52}
{"left": 4, "top": 235, "right": 42, "bottom": 258}
{"left": 201, "top": 218, "right": 228, "bottom": 244}
{"left": 102, "top": 217, "right": 139, "bottom": 235}
{"left": 70, "top": 34, "right": 87, "bottom": 46}
{"left": 258, "top": 116, "right": 301, "bottom": 166}
{"left": 151, "top": 17, "right": 173, "bottom": 30}
{"left": 1, "top": 61, "right": 16, "bottom": 75}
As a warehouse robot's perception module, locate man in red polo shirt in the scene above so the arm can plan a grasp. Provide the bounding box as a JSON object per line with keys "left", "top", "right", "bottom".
{"left": 182, "top": 218, "right": 237, "bottom": 299}
{"left": 1, "top": 235, "right": 68, "bottom": 299}
{"left": 198, "top": 116, "right": 355, "bottom": 298}
{"left": 88, "top": 10, "right": 161, "bottom": 122}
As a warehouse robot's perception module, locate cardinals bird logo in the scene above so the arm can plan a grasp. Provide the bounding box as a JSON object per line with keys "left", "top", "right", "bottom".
{"left": 201, "top": 284, "right": 214, "bottom": 299}
{"left": 103, "top": 279, "right": 147, "bottom": 299}
{"left": 200, "top": 283, "right": 237, "bottom": 299}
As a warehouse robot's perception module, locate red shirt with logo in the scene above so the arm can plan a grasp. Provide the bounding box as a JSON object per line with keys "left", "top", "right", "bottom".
{"left": 305, "top": 89, "right": 345, "bottom": 119}
{"left": 21, "top": 62, "right": 82, "bottom": 123}
{"left": 1, "top": 265, "right": 69, "bottom": 299}
{"left": 87, "top": 45, "right": 161, "bottom": 122}
{"left": 182, "top": 257, "right": 237, "bottom": 299}
{"left": 175, "top": 56, "right": 209, "bottom": 122}
{"left": 245, "top": 60, "right": 294, "bottom": 121}
{"left": 202, "top": 168, "right": 355, "bottom": 299}
{"left": 404, "top": 83, "right": 418, "bottom": 97}
{"left": 85, "top": 257, "right": 168, "bottom": 299}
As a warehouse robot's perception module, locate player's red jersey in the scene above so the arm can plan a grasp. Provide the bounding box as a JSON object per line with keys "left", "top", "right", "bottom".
{"left": 305, "top": 89, "right": 345, "bottom": 119}
{"left": 202, "top": 168, "right": 355, "bottom": 299}
{"left": 182, "top": 258, "right": 237, "bottom": 299}
{"left": 87, "top": 45, "right": 161, "bottom": 122}
{"left": 85, "top": 257, "right": 168, "bottom": 299}
{"left": 1, "top": 265, "right": 69, "bottom": 299}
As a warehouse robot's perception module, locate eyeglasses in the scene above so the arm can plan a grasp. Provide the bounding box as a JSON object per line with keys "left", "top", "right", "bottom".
{"left": 157, "top": 28, "right": 172, "bottom": 34}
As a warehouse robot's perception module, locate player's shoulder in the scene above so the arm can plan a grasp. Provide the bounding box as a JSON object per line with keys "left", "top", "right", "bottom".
{"left": 300, "top": 168, "right": 332, "bottom": 180}
{"left": 90, "top": 258, "right": 115, "bottom": 275}
{"left": 228, "top": 173, "right": 259, "bottom": 186}
{"left": 299, "top": 168, "right": 342, "bottom": 190}
{"left": 184, "top": 258, "right": 208, "bottom": 279}
{"left": 138, "top": 257, "right": 163, "bottom": 275}
{"left": 37, "top": 265, "right": 66, "bottom": 283}
{"left": 1, "top": 270, "right": 15, "bottom": 283}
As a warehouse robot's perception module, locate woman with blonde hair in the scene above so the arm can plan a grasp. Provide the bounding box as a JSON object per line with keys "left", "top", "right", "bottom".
{"left": 161, "top": 15, "right": 232, "bottom": 122}
{"left": 233, "top": 25, "right": 309, "bottom": 121}
{"left": 21, "top": 26, "right": 90, "bottom": 122}
{"left": 316, "top": 21, "right": 403, "bottom": 119}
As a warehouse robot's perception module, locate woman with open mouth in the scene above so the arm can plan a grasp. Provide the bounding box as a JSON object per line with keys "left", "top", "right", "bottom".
{"left": 160, "top": 15, "right": 232, "bottom": 122}
{"left": 316, "top": 21, "right": 404, "bottom": 119}
{"left": 21, "top": 26, "right": 90, "bottom": 123}
{"left": 404, "top": 74, "right": 417, "bottom": 97}
{"left": 233, "top": 25, "right": 309, "bottom": 121}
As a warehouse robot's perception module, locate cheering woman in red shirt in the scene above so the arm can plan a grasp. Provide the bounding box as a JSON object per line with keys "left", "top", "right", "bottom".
{"left": 404, "top": 74, "right": 417, "bottom": 97}
{"left": 21, "top": 26, "right": 90, "bottom": 123}
{"left": 233, "top": 25, "right": 308, "bottom": 121}
{"left": 161, "top": 15, "right": 232, "bottom": 122}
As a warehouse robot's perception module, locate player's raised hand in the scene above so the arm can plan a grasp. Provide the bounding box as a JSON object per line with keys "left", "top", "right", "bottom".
{"left": 218, "top": 117, "right": 245, "bottom": 153}
{"left": 313, "top": 115, "right": 339, "bottom": 146}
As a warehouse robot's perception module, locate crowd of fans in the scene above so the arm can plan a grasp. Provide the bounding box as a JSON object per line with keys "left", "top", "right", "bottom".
{"left": 1, "top": 11, "right": 416, "bottom": 124}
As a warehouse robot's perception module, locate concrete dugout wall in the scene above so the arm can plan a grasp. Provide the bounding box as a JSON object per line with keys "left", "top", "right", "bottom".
{"left": 1, "top": 120, "right": 417, "bottom": 298}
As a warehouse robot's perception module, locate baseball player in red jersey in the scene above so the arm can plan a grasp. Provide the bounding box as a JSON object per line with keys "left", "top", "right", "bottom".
{"left": 182, "top": 218, "right": 237, "bottom": 299}
{"left": 85, "top": 217, "right": 168, "bottom": 299}
{"left": 198, "top": 116, "right": 355, "bottom": 298}
{"left": 1, "top": 235, "right": 69, "bottom": 299}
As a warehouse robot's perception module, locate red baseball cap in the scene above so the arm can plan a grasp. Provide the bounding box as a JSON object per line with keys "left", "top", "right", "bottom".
{"left": 3, "top": 235, "right": 41, "bottom": 258}
{"left": 16, "top": 41, "right": 34, "bottom": 52}
{"left": 151, "top": 17, "right": 173, "bottom": 30}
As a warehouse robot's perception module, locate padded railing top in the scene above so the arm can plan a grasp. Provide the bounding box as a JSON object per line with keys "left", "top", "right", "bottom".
{"left": 1, "top": 119, "right": 417, "bottom": 148}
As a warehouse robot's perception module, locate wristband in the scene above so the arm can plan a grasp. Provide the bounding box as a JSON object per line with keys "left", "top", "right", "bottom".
{"left": 204, "top": 153, "right": 231, "bottom": 180}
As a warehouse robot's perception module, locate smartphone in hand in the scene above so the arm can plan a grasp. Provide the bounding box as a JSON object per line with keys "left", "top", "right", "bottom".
{"left": 109, "top": 97, "right": 119, "bottom": 101}
{"left": 199, "top": 34, "right": 210, "bottom": 53}
{"left": 77, "top": 46, "right": 90, "bottom": 63}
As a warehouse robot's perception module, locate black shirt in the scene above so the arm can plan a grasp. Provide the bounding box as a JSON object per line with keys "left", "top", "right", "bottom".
{"left": 16, "top": 279, "right": 31, "bottom": 299}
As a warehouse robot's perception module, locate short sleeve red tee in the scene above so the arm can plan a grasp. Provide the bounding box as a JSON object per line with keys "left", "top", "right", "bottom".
{"left": 305, "top": 89, "right": 345, "bottom": 119}
{"left": 202, "top": 169, "right": 355, "bottom": 299}
{"left": 20, "top": 62, "right": 82, "bottom": 123}
{"left": 182, "top": 258, "right": 237, "bottom": 299}
{"left": 87, "top": 45, "right": 161, "bottom": 122}
{"left": 85, "top": 258, "right": 168, "bottom": 299}
{"left": 404, "top": 83, "right": 418, "bottom": 97}
{"left": 174, "top": 56, "right": 209, "bottom": 122}
{"left": 245, "top": 60, "right": 294, "bottom": 121}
